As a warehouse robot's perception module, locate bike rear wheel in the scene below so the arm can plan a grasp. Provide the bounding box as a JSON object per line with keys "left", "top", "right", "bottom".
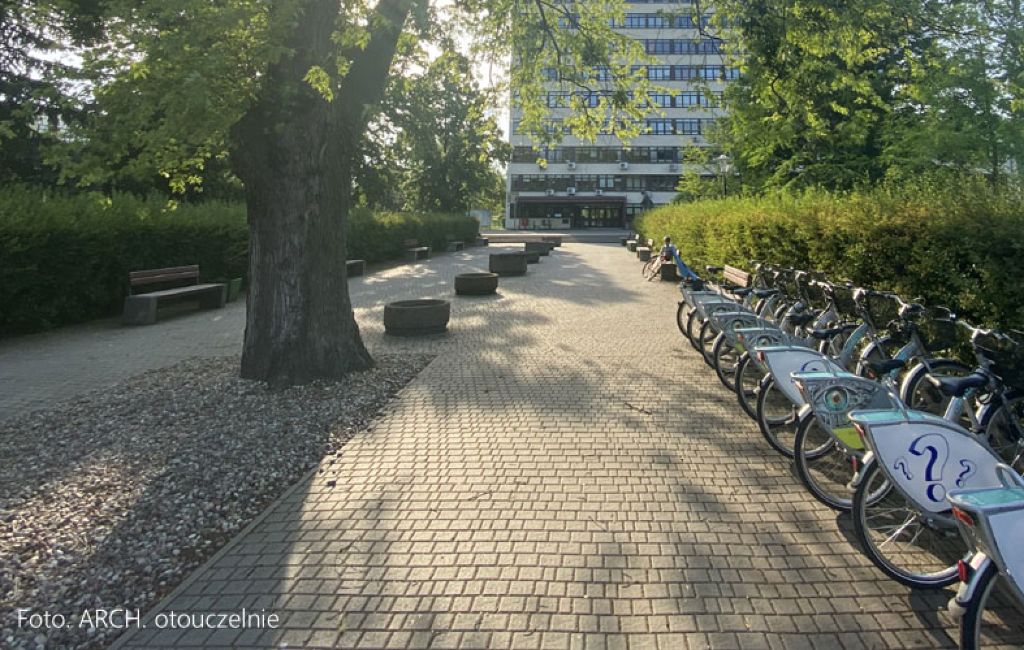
{"left": 851, "top": 461, "right": 960, "bottom": 588}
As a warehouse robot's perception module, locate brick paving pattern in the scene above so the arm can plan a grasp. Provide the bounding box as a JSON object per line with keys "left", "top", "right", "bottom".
{"left": 4, "top": 243, "right": 1016, "bottom": 648}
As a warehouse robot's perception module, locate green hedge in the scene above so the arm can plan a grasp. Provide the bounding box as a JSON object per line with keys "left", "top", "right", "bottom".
{"left": 637, "top": 180, "right": 1024, "bottom": 330}
{"left": 0, "top": 188, "right": 479, "bottom": 336}
{"left": 347, "top": 207, "right": 480, "bottom": 262}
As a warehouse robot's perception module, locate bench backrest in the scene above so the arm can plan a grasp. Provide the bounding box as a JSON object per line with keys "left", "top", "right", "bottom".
{"left": 723, "top": 264, "right": 751, "bottom": 288}
{"left": 129, "top": 265, "right": 200, "bottom": 291}
{"left": 403, "top": 239, "right": 419, "bottom": 247}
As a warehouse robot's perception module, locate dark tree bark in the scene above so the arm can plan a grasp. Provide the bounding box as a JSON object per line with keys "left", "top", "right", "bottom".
{"left": 230, "top": 0, "right": 414, "bottom": 387}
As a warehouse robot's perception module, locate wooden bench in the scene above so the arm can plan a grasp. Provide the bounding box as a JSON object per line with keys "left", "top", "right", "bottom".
{"left": 122, "top": 265, "right": 226, "bottom": 325}
{"left": 346, "top": 259, "right": 366, "bottom": 277}
{"left": 723, "top": 264, "right": 751, "bottom": 289}
{"left": 404, "top": 239, "right": 431, "bottom": 261}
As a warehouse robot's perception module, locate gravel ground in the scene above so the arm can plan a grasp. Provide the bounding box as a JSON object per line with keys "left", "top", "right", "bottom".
{"left": 0, "top": 353, "right": 432, "bottom": 650}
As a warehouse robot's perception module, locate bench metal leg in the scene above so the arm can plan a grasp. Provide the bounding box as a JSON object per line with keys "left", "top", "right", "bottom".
{"left": 122, "top": 296, "right": 158, "bottom": 325}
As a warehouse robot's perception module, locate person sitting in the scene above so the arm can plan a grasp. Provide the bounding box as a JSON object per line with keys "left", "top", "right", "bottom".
{"left": 659, "top": 236, "right": 677, "bottom": 261}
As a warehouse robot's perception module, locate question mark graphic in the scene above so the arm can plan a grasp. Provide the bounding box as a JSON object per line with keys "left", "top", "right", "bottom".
{"left": 801, "top": 359, "right": 826, "bottom": 372}
{"left": 956, "top": 460, "right": 977, "bottom": 487}
{"left": 909, "top": 433, "right": 950, "bottom": 502}
{"left": 893, "top": 457, "right": 913, "bottom": 481}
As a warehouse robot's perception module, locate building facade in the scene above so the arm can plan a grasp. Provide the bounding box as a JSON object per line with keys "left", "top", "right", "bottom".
{"left": 506, "top": 4, "right": 732, "bottom": 229}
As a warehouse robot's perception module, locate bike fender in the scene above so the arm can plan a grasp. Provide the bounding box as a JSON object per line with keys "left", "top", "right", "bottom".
{"left": 950, "top": 553, "right": 992, "bottom": 616}
{"left": 849, "top": 452, "right": 874, "bottom": 490}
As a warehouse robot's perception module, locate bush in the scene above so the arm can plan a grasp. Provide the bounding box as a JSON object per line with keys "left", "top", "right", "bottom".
{"left": 0, "top": 188, "right": 480, "bottom": 336}
{"left": 346, "top": 207, "right": 479, "bottom": 262}
{"left": 636, "top": 179, "right": 1024, "bottom": 330}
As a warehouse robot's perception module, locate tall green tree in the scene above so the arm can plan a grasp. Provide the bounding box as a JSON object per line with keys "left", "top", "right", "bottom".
{"left": 392, "top": 50, "right": 509, "bottom": 213}
{"left": 0, "top": 0, "right": 99, "bottom": 185}
{"left": 54, "top": 0, "right": 650, "bottom": 385}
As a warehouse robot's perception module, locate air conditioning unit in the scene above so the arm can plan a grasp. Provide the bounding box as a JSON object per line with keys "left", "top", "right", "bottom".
{"left": 545, "top": 189, "right": 555, "bottom": 196}
{"left": 669, "top": 163, "right": 680, "bottom": 172}
{"left": 567, "top": 187, "right": 577, "bottom": 195}
{"left": 619, "top": 161, "right": 630, "bottom": 170}
{"left": 595, "top": 189, "right": 604, "bottom": 196}
{"left": 567, "top": 161, "right": 577, "bottom": 170}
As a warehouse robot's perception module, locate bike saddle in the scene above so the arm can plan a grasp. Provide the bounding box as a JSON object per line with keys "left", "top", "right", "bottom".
{"left": 732, "top": 287, "right": 754, "bottom": 297}
{"left": 927, "top": 371, "right": 989, "bottom": 398}
{"left": 809, "top": 323, "right": 860, "bottom": 340}
{"left": 705, "top": 265, "right": 723, "bottom": 273}
{"left": 866, "top": 358, "right": 905, "bottom": 376}
{"left": 789, "top": 312, "right": 816, "bottom": 327}
{"left": 753, "top": 288, "right": 778, "bottom": 299}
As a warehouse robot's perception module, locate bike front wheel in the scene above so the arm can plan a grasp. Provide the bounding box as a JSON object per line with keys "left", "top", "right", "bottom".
{"left": 793, "top": 412, "right": 857, "bottom": 511}
{"left": 958, "top": 560, "right": 1024, "bottom": 649}
{"left": 734, "top": 353, "right": 764, "bottom": 420}
{"left": 755, "top": 375, "right": 800, "bottom": 457}
{"left": 851, "top": 461, "right": 961, "bottom": 588}
{"left": 713, "top": 334, "right": 740, "bottom": 392}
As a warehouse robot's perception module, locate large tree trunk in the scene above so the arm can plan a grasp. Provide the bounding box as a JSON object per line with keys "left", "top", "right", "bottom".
{"left": 230, "top": 0, "right": 415, "bottom": 387}
{"left": 230, "top": 0, "right": 373, "bottom": 386}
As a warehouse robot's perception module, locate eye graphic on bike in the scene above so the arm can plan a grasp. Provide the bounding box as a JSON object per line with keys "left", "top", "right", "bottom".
{"left": 822, "top": 387, "right": 849, "bottom": 412}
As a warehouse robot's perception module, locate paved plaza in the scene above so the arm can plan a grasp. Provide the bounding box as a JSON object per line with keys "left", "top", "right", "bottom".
{"left": 1, "top": 244, "right": 993, "bottom": 648}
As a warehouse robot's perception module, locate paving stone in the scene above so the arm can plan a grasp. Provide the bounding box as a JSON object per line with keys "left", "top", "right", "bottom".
{"left": 33, "top": 242, "right": 1005, "bottom": 650}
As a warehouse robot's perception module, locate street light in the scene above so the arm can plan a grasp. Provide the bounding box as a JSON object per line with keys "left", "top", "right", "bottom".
{"left": 716, "top": 153, "right": 732, "bottom": 196}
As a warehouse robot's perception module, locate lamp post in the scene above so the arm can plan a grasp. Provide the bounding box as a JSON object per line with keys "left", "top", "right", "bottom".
{"left": 716, "top": 153, "right": 732, "bottom": 197}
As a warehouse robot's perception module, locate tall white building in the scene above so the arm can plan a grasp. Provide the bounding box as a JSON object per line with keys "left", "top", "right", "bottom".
{"left": 506, "top": 4, "right": 734, "bottom": 229}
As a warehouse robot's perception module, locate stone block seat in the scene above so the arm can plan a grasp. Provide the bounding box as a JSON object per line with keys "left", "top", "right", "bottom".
{"left": 404, "top": 239, "right": 431, "bottom": 261}
{"left": 489, "top": 252, "right": 528, "bottom": 276}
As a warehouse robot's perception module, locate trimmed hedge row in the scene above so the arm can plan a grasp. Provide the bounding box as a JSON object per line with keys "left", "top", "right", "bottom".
{"left": 636, "top": 181, "right": 1024, "bottom": 330}
{"left": 0, "top": 188, "right": 479, "bottom": 336}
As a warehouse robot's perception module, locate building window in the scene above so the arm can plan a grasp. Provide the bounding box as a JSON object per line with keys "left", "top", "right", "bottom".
{"left": 646, "top": 119, "right": 674, "bottom": 135}
{"left": 645, "top": 39, "right": 672, "bottom": 54}
{"left": 648, "top": 93, "right": 673, "bottom": 108}
{"left": 646, "top": 65, "right": 672, "bottom": 81}
{"left": 678, "top": 92, "right": 701, "bottom": 107}
{"left": 675, "top": 119, "right": 702, "bottom": 135}
{"left": 674, "top": 66, "right": 699, "bottom": 80}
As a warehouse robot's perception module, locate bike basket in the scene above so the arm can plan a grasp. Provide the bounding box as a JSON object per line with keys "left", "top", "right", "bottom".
{"left": 863, "top": 292, "right": 901, "bottom": 330}
{"left": 916, "top": 309, "right": 959, "bottom": 353}
{"left": 830, "top": 285, "right": 858, "bottom": 318}
{"left": 977, "top": 331, "right": 1024, "bottom": 391}
{"left": 777, "top": 271, "right": 800, "bottom": 300}
{"left": 803, "top": 281, "right": 829, "bottom": 311}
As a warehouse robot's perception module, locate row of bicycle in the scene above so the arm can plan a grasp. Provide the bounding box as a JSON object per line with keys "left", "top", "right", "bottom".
{"left": 671, "top": 261, "right": 1023, "bottom": 649}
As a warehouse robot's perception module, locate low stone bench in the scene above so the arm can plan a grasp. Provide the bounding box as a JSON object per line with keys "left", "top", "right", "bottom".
{"left": 525, "top": 241, "right": 550, "bottom": 257}
{"left": 455, "top": 272, "right": 499, "bottom": 295}
{"left": 122, "top": 265, "right": 226, "bottom": 326}
{"left": 627, "top": 240, "right": 638, "bottom": 252}
{"left": 660, "top": 262, "right": 678, "bottom": 281}
{"left": 475, "top": 237, "right": 489, "bottom": 247}
{"left": 524, "top": 249, "right": 541, "bottom": 264}
{"left": 384, "top": 299, "right": 450, "bottom": 336}
{"left": 489, "top": 252, "right": 528, "bottom": 276}
{"left": 446, "top": 240, "right": 465, "bottom": 252}
{"left": 542, "top": 236, "right": 562, "bottom": 248}
{"left": 403, "top": 238, "right": 430, "bottom": 261}
{"left": 636, "top": 246, "right": 652, "bottom": 261}
{"left": 346, "top": 259, "right": 365, "bottom": 277}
